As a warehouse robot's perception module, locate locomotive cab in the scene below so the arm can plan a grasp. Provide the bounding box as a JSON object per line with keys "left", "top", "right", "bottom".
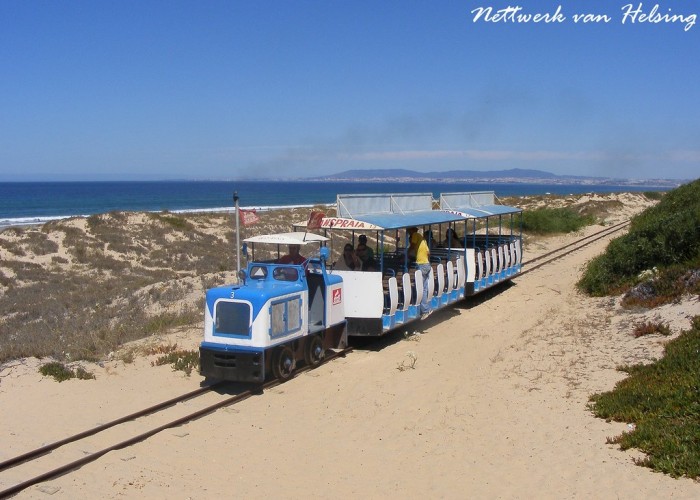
{"left": 200, "top": 233, "right": 347, "bottom": 383}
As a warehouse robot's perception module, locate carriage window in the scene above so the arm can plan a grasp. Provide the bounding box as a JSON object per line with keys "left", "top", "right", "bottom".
{"left": 214, "top": 301, "right": 250, "bottom": 336}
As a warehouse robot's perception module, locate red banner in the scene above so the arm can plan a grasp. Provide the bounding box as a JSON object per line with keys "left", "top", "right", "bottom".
{"left": 239, "top": 209, "right": 260, "bottom": 226}
{"left": 306, "top": 210, "right": 326, "bottom": 230}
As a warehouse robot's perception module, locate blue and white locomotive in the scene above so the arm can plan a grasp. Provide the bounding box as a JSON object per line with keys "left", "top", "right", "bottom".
{"left": 200, "top": 192, "right": 522, "bottom": 382}
{"left": 199, "top": 232, "right": 347, "bottom": 382}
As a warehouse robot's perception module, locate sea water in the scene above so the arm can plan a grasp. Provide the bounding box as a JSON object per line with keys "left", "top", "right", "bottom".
{"left": 0, "top": 180, "right": 671, "bottom": 228}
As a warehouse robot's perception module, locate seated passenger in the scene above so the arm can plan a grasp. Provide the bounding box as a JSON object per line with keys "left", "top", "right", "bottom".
{"left": 278, "top": 244, "right": 306, "bottom": 265}
{"left": 357, "top": 234, "right": 374, "bottom": 261}
{"left": 355, "top": 242, "right": 374, "bottom": 270}
{"left": 361, "top": 257, "right": 378, "bottom": 272}
{"left": 443, "top": 228, "right": 459, "bottom": 248}
{"left": 424, "top": 229, "right": 439, "bottom": 248}
{"left": 334, "top": 243, "right": 362, "bottom": 270}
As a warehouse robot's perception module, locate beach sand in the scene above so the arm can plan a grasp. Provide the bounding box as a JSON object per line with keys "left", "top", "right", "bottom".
{"left": 1, "top": 193, "right": 699, "bottom": 498}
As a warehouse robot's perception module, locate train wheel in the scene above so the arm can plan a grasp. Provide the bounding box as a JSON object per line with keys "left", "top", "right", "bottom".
{"left": 272, "top": 346, "right": 295, "bottom": 380}
{"left": 303, "top": 335, "right": 325, "bottom": 367}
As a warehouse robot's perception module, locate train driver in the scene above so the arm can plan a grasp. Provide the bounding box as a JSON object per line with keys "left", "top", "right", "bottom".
{"left": 278, "top": 244, "right": 306, "bottom": 265}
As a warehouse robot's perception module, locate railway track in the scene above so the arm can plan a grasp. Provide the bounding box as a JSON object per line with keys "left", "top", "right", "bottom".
{"left": 519, "top": 219, "right": 630, "bottom": 275}
{"left": 0, "top": 221, "right": 630, "bottom": 498}
{"left": 0, "top": 348, "right": 352, "bottom": 498}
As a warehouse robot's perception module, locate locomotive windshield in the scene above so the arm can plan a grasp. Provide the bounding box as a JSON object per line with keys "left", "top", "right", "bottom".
{"left": 214, "top": 301, "right": 251, "bottom": 336}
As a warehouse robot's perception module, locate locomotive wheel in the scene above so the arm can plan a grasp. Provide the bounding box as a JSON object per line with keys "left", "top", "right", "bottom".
{"left": 303, "top": 335, "right": 325, "bottom": 367}
{"left": 272, "top": 346, "right": 295, "bottom": 380}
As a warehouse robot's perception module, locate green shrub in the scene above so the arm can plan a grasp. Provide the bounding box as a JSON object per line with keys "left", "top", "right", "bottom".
{"left": 578, "top": 179, "right": 700, "bottom": 296}
{"left": 157, "top": 214, "right": 193, "bottom": 231}
{"left": 153, "top": 349, "right": 199, "bottom": 375}
{"left": 521, "top": 207, "right": 594, "bottom": 234}
{"left": 589, "top": 317, "right": 700, "bottom": 479}
{"left": 643, "top": 191, "right": 664, "bottom": 201}
{"left": 39, "top": 361, "right": 95, "bottom": 382}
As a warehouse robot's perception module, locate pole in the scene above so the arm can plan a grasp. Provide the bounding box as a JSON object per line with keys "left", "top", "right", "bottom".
{"left": 234, "top": 191, "right": 240, "bottom": 275}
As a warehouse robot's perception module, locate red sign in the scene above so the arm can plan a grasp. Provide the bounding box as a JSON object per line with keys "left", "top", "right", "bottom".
{"left": 307, "top": 210, "right": 326, "bottom": 230}
{"left": 332, "top": 288, "right": 342, "bottom": 305}
{"left": 239, "top": 209, "right": 260, "bottom": 226}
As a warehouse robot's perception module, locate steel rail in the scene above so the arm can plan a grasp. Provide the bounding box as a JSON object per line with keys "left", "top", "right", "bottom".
{"left": 522, "top": 220, "right": 630, "bottom": 268}
{"left": 520, "top": 220, "right": 630, "bottom": 276}
{"left": 0, "top": 347, "right": 352, "bottom": 499}
{"left": 0, "top": 384, "right": 220, "bottom": 473}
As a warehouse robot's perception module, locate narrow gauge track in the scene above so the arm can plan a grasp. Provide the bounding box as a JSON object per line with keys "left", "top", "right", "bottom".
{"left": 0, "top": 221, "right": 630, "bottom": 498}
{"left": 519, "top": 219, "right": 630, "bottom": 276}
{"left": 0, "top": 348, "right": 352, "bottom": 499}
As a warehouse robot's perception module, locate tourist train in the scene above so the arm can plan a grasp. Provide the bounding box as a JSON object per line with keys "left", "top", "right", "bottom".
{"left": 199, "top": 191, "right": 522, "bottom": 382}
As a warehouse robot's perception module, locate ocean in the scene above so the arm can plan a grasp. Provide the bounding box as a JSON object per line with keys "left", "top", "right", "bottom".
{"left": 0, "top": 180, "right": 671, "bottom": 228}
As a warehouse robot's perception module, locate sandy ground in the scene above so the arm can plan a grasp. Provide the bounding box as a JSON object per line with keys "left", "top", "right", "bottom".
{"left": 2, "top": 199, "right": 700, "bottom": 498}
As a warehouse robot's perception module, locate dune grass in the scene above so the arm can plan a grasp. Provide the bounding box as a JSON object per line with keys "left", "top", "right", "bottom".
{"left": 521, "top": 207, "right": 595, "bottom": 234}
{"left": 0, "top": 206, "right": 321, "bottom": 365}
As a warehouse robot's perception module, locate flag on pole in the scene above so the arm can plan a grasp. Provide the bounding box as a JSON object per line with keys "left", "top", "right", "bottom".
{"left": 306, "top": 210, "right": 325, "bottom": 230}
{"left": 239, "top": 208, "right": 260, "bottom": 226}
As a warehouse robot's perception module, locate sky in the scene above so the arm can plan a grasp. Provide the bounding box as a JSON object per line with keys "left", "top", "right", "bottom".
{"left": 1, "top": 0, "right": 698, "bottom": 182}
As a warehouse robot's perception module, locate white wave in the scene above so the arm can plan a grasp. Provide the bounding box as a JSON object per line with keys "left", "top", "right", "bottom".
{"left": 0, "top": 203, "right": 335, "bottom": 229}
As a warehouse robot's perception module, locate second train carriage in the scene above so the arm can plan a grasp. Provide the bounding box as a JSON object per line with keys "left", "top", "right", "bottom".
{"left": 438, "top": 191, "right": 523, "bottom": 294}
{"left": 305, "top": 191, "right": 523, "bottom": 336}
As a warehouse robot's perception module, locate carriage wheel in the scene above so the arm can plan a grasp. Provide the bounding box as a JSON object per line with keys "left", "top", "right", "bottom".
{"left": 304, "top": 335, "right": 325, "bottom": 367}
{"left": 272, "top": 346, "right": 295, "bottom": 380}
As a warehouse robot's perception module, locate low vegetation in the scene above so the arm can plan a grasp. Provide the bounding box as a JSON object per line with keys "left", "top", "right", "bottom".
{"left": 578, "top": 179, "right": 700, "bottom": 299}
{"left": 578, "top": 180, "right": 700, "bottom": 479}
{"left": 631, "top": 321, "right": 671, "bottom": 338}
{"left": 39, "top": 361, "right": 96, "bottom": 382}
{"left": 588, "top": 316, "right": 700, "bottom": 479}
{"left": 152, "top": 349, "right": 200, "bottom": 376}
{"left": 521, "top": 207, "right": 595, "bottom": 234}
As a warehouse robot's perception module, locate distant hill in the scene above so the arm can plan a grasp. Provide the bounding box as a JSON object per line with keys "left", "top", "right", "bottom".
{"left": 318, "top": 168, "right": 573, "bottom": 180}
{"left": 310, "top": 168, "right": 680, "bottom": 186}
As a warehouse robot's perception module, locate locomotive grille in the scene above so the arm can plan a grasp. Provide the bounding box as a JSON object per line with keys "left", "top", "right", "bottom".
{"left": 212, "top": 351, "right": 261, "bottom": 368}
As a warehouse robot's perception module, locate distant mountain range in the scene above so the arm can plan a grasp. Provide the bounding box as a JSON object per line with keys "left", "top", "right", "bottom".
{"left": 309, "top": 168, "right": 681, "bottom": 186}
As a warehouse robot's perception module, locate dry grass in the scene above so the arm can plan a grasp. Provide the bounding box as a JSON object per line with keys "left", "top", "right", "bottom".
{"left": 0, "top": 205, "right": 337, "bottom": 364}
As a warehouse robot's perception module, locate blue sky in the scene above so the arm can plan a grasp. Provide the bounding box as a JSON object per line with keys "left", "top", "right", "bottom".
{"left": 1, "top": 0, "right": 698, "bottom": 181}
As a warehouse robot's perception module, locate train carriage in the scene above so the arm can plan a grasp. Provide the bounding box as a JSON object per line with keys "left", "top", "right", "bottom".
{"left": 314, "top": 193, "right": 464, "bottom": 335}
{"left": 309, "top": 192, "right": 523, "bottom": 336}
{"left": 439, "top": 191, "right": 523, "bottom": 295}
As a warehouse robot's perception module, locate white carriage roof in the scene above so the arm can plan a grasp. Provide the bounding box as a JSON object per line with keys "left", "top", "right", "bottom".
{"left": 439, "top": 191, "right": 522, "bottom": 218}
{"left": 336, "top": 192, "right": 434, "bottom": 218}
{"left": 327, "top": 193, "right": 463, "bottom": 230}
{"left": 243, "top": 232, "right": 328, "bottom": 245}
{"left": 292, "top": 192, "right": 521, "bottom": 231}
